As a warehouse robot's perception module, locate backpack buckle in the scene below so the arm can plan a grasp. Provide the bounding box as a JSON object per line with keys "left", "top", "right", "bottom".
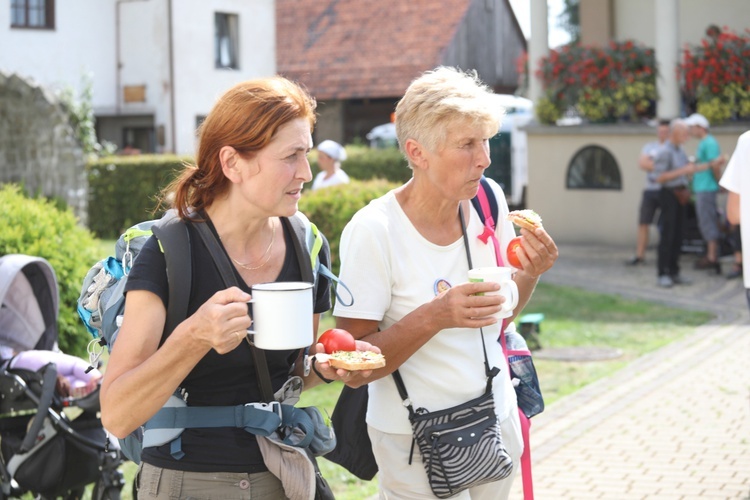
{"left": 246, "top": 401, "right": 282, "bottom": 419}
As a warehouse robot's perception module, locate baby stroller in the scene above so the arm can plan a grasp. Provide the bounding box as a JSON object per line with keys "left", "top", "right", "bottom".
{"left": 0, "top": 254, "right": 125, "bottom": 499}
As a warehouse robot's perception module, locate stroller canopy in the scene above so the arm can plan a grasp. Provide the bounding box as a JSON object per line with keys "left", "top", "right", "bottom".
{"left": 0, "top": 254, "right": 59, "bottom": 354}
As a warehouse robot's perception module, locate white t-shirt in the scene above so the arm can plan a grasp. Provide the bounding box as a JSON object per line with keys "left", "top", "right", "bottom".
{"left": 719, "top": 130, "right": 750, "bottom": 287}
{"left": 333, "top": 179, "right": 518, "bottom": 435}
{"left": 311, "top": 169, "right": 350, "bottom": 190}
{"left": 641, "top": 140, "right": 664, "bottom": 191}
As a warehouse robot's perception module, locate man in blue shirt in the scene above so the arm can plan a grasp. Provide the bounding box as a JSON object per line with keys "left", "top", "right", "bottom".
{"left": 686, "top": 113, "right": 726, "bottom": 274}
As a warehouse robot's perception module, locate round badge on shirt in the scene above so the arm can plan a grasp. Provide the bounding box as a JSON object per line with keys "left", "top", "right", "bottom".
{"left": 434, "top": 278, "right": 452, "bottom": 295}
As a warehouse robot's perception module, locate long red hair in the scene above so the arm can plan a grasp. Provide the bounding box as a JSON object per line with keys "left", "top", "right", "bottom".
{"left": 165, "top": 77, "right": 316, "bottom": 219}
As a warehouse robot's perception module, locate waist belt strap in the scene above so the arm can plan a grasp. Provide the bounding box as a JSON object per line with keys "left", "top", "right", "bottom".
{"left": 142, "top": 402, "right": 317, "bottom": 460}
{"left": 145, "top": 404, "right": 282, "bottom": 436}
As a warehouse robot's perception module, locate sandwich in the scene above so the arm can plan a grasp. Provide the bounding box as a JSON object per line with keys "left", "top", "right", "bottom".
{"left": 327, "top": 351, "right": 386, "bottom": 371}
{"left": 507, "top": 209, "right": 543, "bottom": 231}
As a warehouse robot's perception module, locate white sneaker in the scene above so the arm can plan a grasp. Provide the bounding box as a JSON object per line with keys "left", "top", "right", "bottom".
{"left": 657, "top": 275, "right": 674, "bottom": 288}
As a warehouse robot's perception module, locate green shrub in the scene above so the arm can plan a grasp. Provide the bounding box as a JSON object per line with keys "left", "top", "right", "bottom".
{"left": 87, "top": 155, "right": 188, "bottom": 239}
{"left": 0, "top": 184, "right": 100, "bottom": 357}
{"left": 87, "top": 148, "right": 407, "bottom": 240}
{"left": 299, "top": 178, "right": 399, "bottom": 275}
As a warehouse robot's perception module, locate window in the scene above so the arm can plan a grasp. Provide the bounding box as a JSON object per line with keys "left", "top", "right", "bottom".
{"left": 566, "top": 145, "right": 622, "bottom": 190}
{"left": 123, "top": 127, "right": 155, "bottom": 154}
{"left": 195, "top": 115, "right": 207, "bottom": 135}
{"left": 11, "top": 0, "right": 54, "bottom": 29}
{"left": 215, "top": 13, "right": 239, "bottom": 69}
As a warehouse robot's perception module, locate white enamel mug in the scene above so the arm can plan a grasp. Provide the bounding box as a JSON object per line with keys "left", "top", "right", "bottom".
{"left": 247, "top": 281, "right": 313, "bottom": 350}
{"left": 468, "top": 267, "right": 519, "bottom": 319}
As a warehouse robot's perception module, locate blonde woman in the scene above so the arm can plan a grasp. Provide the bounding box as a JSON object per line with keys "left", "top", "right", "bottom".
{"left": 334, "top": 67, "right": 558, "bottom": 499}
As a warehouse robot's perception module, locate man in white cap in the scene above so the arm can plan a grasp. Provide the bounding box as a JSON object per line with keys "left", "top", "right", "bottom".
{"left": 312, "top": 139, "right": 350, "bottom": 190}
{"left": 685, "top": 113, "right": 726, "bottom": 273}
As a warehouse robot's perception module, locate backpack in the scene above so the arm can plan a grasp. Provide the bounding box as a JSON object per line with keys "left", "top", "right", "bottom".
{"left": 471, "top": 176, "right": 542, "bottom": 500}
{"left": 77, "top": 210, "right": 350, "bottom": 463}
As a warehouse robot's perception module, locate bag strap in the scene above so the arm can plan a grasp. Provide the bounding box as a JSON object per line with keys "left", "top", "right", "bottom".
{"left": 459, "top": 203, "right": 501, "bottom": 384}
{"left": 468, "top": 181, "right": 512, "bottom": 351}
{"left": 392, "top": 203, "right": 499, "bottom": 414}
{"left": 470, "top": 187, "right": 535, "bottom": 500}
{"left": 152, "top": 211, "right": 193, "bottom": 339}
{"left": 282, "top": 215, "right": 316, "bottom": 284}
{"left": 192, "top": 216, "right": 275, "bottom": 403}
{"left": 472, "top": 176, "right": 504, "bottom": 267}
{"left": 286, "top": 212, "right": 354, "bottom": 307}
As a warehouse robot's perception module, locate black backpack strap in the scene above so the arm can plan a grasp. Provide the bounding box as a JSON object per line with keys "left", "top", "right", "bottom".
{"left": 190, "top": 217, "right": 275, "bottom": 403}
{"left": 151, "top": 211, "right": 192, "bottom": 338}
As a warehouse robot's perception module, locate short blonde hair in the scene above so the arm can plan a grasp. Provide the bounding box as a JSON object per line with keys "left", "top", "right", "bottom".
{"left": 395, "top": 67, "right": 504, "bottom": 162}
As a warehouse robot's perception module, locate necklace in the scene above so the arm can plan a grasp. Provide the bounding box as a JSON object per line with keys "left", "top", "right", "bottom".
{"left": 229, "top": 221, "right": 277, "bottom": 271}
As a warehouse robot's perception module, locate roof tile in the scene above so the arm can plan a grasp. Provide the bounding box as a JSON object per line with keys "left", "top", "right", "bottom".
{"left": 277, "top": 0, "right": 473, "bottom": 99}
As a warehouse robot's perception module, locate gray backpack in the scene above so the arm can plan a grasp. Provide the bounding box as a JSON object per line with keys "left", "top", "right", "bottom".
{"left": 77, "top": 210, "right": 349, "bottom": 463}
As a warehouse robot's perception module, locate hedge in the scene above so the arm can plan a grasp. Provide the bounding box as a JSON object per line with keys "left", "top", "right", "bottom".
{"left": 87, "top": 155, "right": 188, "bottom": 239}
{"left": 86, "top": 148, "right": 408, "bottom": 239}
{"left": 311, "top": 145, "right": 410, "bottom": 184}
{"left": 298, "top": 178, "right": 399, "bottom": 276}
{"left": 0, "top": 184, "right": 100, "bottom": 358}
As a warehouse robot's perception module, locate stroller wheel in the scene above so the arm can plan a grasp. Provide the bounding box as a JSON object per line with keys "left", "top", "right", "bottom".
{"left": 60, "top": 488, "right": 86, "bottom": 500}
{"left": 91, "top": 480, "right": 122, "bottom": 500}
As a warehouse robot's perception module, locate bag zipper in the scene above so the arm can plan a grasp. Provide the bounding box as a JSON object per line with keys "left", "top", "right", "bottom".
{"left": 429, "top": 414, "right": 491, "bottom": 441}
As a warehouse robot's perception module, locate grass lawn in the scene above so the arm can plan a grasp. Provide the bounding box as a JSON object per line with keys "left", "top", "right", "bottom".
{"left": 101, "top": 280, "right": 713, "bottom": 499}
{"left": 290, "top": 283, "right": 711, "bottom": 499}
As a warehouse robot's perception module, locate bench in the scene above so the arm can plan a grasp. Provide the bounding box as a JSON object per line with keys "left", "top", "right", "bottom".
{"left": 518, "top": 313, "right": 544, "bottom": 351}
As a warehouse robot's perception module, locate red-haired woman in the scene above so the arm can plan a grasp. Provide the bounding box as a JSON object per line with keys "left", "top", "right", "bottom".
{"left": 100, "top": 77, "right": 374, "bottom": 498}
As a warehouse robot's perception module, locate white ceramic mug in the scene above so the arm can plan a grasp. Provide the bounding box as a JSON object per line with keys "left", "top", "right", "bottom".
{"left": 247, "top": 281, "right": 313, "bottom": 350}
{"left": 468, "top": 267, "right": 519, "bottom": 319}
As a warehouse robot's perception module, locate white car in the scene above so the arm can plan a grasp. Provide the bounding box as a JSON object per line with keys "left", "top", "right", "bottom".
{"left": 366, "top": 122, "right": 397, "bottom": 149}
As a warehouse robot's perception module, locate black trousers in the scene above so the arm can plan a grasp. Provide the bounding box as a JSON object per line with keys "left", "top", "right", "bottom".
{"left": 657, "top": 187, "right": 686, "bottom": 277}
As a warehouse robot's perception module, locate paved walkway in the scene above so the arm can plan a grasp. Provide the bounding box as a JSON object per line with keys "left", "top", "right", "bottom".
{"left": 509, "top": 244, "right": 750, "bottom": 499}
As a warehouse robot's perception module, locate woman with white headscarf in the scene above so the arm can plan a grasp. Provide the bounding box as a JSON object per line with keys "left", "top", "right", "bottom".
{"left": 312, "top": 139, "right": 350, "bottom": 190}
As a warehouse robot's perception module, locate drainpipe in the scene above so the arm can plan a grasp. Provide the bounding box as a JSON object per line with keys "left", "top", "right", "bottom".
{"left": 167, "top": 0, "right": 176, "bottom": 153}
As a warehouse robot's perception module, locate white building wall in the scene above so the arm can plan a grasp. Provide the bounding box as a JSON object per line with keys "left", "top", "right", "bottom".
{"left": 115, "top": 0, "right": 167, "bottom": 117}
{"left": 0, "top": 0, "right": 116, "bottom": 107}
{"left": 1, "top": 0, "right": 276, "bottom": 155}
{"left": 170, "top": 0, "right": 276, "bottom": 155}
{"left": 614, "top": 0, "right": 750, "bottom": 47}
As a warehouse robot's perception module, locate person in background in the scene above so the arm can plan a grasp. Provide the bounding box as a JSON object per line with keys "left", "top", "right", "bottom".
{"left": 651, "top": 119, "right": 695, "bottom": 288}
{"left": 333, "top": 66, "right": 558, "bottom": 499}
{"left": 724, "top": 223, "right": 743, "bottom": 280}
{"left": 719, "top": 130, "right": 750, "bottom": 310}
{"left": 99, "top": 77, "right": 373, "bottom": 497}
{"left": 626, "top": 119, "right": 670, "bottom": 266}
{"left": 685, "top": 113, "right": 726, "bottom": 274}
{"left": 311, "top": 139, "right": 350, "bottom": 190}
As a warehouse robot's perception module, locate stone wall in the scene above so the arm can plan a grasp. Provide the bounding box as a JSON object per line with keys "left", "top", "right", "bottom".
{"left": 0, "top": 71, "right": 87, "bottom": 224}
